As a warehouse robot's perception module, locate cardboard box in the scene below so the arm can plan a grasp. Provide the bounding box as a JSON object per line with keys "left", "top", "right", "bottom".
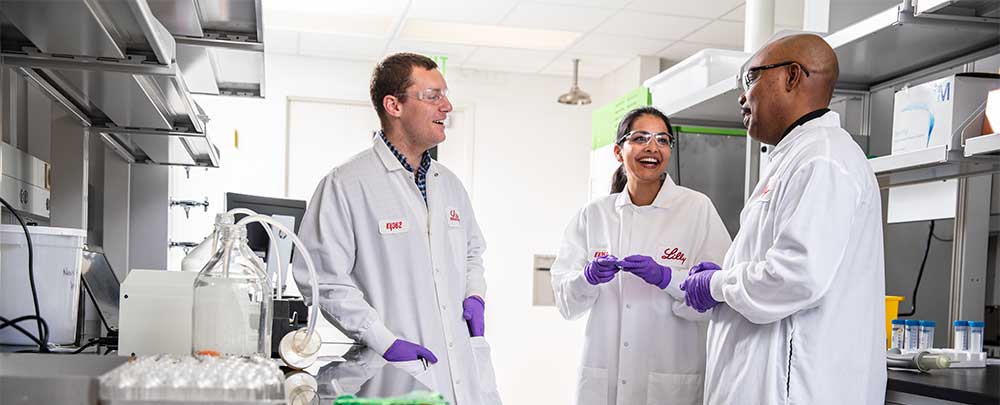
{"left": 891, "top": 73, "right": 1000, "bottom": 154}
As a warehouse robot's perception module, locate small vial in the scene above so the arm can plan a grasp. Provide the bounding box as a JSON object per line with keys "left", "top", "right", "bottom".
{"left": 918, "top": 320, "right": 936, "bottom": 349}
{"left": 904, "top": 320, "right": 920, "bottom": 350}
{"left": 890, "top": 319, "right": 906, "bottom": 349}
{"left": 953, "top": 321, "right": 969, "bottom": 351}
{"left": 968, "top": 321, "right": 985, "bottom": 353}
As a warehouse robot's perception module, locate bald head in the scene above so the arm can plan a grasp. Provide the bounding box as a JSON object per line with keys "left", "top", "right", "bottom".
{"left": 739, "top": 34, "right": 841, "bottom": 144}
{"left": 760, "top": 34, "right": 839, "bottom": 105}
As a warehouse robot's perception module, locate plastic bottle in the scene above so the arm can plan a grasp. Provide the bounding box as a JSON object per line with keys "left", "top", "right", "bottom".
{"left": 918, "top": 320, "right": 935, "bottom": 349}
{"left": 968, "top": 321, "right": 985, "bottom": 353}
{"left": 890, "top": 319, "right": 905, "bottom": 349}
{"left": 181, "top": 213, "right": 235, "bottom": 272}
{"left": 904, "top": 320, "right": 920, "bottom": 350}
{"left": 191, "top": 224, "right": 272, "bottom": 356}
{"left": 952, "top": 321, "right": 969, "bottom": 351}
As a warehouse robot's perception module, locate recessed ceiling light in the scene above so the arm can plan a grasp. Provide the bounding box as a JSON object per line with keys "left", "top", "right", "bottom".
{"left": 399, "top": 20, "right": 581, "bottom": 51}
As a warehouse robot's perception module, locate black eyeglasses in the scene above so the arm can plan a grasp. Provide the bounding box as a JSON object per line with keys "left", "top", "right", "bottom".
{"left": 741, "top": 61, "right": 810, "bottom": 90}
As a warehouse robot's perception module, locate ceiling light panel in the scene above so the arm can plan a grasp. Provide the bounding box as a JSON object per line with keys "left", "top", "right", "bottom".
{"left": 399, "top": 20, "right": 581, "bottom": 51}
{"left": 407, "top": 0, "right": 519, "bottom": 25}
{"left": 571, "top": 33, "right": 669, "bottom": 56}
{"left": 267, "top": 9, "right": 396, "bottom": 37}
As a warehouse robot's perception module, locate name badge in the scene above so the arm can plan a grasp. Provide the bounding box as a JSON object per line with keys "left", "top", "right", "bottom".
{"left": 379, "top": 219, "right": 409, "bottom": 234}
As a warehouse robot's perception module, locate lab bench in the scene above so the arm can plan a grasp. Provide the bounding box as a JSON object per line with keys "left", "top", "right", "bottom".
{"left": 887, "top": 365, "right": 1000, "bottom": 405}
{"left": 0, "top": 346, "right": 445, "bottom": 404}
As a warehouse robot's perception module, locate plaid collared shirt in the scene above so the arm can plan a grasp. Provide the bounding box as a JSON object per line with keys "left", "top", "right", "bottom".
{"left": 379, "top": 130, "right": 432, "bottom": 204}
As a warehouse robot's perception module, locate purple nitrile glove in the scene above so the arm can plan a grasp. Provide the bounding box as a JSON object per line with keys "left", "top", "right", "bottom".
{"left": 584, "top": 255, "right": 620, "bottom": 285}
{"left": 679, "top": 261, "right": 723, "bottom": 312}
{"left": 618, "top": 255, "right": 671, "bottom": 289}
{"left": 383, "top": 339, "right": 438, "bottom": 364}
{"left": 463, "top": 295, "right": 485, "bottom": 337}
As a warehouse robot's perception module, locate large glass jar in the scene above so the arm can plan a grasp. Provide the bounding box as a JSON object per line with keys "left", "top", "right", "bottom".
{"left": 181, "top": 213, "right": 235, "bottom": 272}
{"left": 191, "top": 224, "right": 272, "bottom": 356}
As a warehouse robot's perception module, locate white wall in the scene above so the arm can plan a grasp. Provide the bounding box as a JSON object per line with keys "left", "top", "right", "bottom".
{"left": 168, "top": 51, "right": 629, "bottom": 403}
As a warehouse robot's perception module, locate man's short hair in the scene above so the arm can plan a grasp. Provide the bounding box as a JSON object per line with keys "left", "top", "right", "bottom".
{"left": 370, "top": 53, "right": 438, "bottom": 126}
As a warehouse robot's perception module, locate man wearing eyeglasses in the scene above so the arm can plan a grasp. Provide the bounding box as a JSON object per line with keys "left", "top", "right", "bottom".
{"left": 294, "top": 53, "right": 500, "bottom": 405}
{"left": 679, "top": 34, "right": 886, "bottom": 404}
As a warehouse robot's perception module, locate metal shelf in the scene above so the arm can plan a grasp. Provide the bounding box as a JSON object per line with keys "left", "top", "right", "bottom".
{"left": 870, "top": 145, "right": 1000, "bottom": 188}
{"left": 148, "top": 0, "right": 265, "bottom": 98}
{"left": 0, "top": 0, "right": 221, "bottom": 167}
{"left": 825, "top": 2, "right": 1000, "bottom": 90}
{"left": 964, "top": 133, "right": 1000, "bottom": 157}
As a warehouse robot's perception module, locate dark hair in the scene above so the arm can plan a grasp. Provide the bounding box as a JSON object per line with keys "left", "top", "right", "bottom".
{"left": 610, "top": 106, "right": 674, "bottom": 194}
{"left": 370, "top": 53, "right": 438, "bottom": 128}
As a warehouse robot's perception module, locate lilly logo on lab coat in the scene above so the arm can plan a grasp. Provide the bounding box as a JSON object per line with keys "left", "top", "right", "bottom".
{"left": 592, "top": 250, "right": 609, "bottom": 258}
{"left": 448, "top": 208, "right": 461, "bottom": 227}
{"left": 379, "top": 219, "right": 409, "bottom": 234}
{"left": 661, "top": 247, "right": 687, "bottom": 264}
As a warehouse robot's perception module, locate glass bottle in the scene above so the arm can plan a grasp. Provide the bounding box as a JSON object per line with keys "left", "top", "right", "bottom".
{"left": 181, "top": 213, "right": 235, "bottom": 272}
{"left": 192, "top": 224, "right": 272, "bottom": 356}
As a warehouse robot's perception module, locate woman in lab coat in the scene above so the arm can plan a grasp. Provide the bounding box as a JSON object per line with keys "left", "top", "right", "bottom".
{"left": 551, "top": 107, "right": 731, "bottom": 405}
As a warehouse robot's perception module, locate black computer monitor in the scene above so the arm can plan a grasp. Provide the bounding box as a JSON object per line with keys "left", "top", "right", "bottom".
{"left": 225, "top": 193, "right": 306, "bottom": 287}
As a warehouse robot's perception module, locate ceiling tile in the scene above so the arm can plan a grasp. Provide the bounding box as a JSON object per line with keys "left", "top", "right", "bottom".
{"left": 721, "top": 5, "right": 745, "bottom": 21}
{"left": 685, "top": 20, "right": 745, "bottom": 48}
{"left": 266, "top": 10, "right": 396, "bottom": 38}
{"left": 298, "top": 32, "right": 387, "bottom": 60}
{"left": 385, "top": 40, "right": 479, "bottom": 65}
{"left": 627, "top": 0, "right": 744, "bottom": 19}
{"left": 532, "top": 0, "right": 630, "bottom": 8}
{"left": 407, "top": 0, "right": 518, "bottom": 25}
{"left": 264, "top": 29, "right": 299, "bottom": 55}
{"left": 460, "top": 47, "right": 559, "bottom": 71}
{"left": 502, "top": 2, "right": 615, "bottom": 32}
{"left": 571, "top": 33, "right": 670, "bottom": 57}
{"left": 597, "top": 11, "right": 709, "bottom": 40}
{"left": 541, "top": 54, "right": 632, "bottom": 78}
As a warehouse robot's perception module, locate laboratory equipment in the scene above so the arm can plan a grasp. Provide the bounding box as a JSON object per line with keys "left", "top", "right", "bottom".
{"left": 225, "top": 192, "right": 307, "bottom": 294}
{"left": 191, "top": 224, "right": 272, "bottom": 357}
{"left": 98, "top": 354, "right": 284, "bottom": 403}
{"left": 953, "top": 321, "right": 969, "bottom": 351}
{"left": 904, "top": 320, "right": 920, "bottom": 350}
{"left": 886, "top": 348, "right": 951, "bottom": 372}
{"left": 180, "top": 212, "right": 235, "bottom": 272}
{"left": 968, "top": 321, "right": 985, "bottom": 353}
{"left": 644, "top": 49, "right": 749, "bottom": 109}
{"left": 918, "top": 320, "right": 935, "bottom": 349}
{"left": 890, "top": 319, "right": 905, "bottom": 349}
{"left": 0, "top": 225, "right": 86, "bottom": 345}
{"left": 119, "top": 270, "right": 198, "bottom": 356}
{"left": 0, "top": 142, "right": 51, "bottom": 221}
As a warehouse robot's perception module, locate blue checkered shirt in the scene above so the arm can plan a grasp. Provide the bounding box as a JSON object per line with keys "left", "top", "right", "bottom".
{"left": 379, "top": 130, "right": 432, "bottom": 204}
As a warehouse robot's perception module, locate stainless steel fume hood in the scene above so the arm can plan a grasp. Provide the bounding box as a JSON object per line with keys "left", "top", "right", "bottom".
{"left": 0, "top": 0, "right": 224, "bottom": 167}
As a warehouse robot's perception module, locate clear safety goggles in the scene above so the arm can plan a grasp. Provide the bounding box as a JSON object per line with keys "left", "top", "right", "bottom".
{"left": 617, "top": 130, "right": 675, "bottom": 147}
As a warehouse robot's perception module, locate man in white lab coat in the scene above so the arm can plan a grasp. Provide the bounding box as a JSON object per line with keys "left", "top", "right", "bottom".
{"left": 679, "top": 34, "right": 887, "bottom": 404}
{"left": 293, "top": 53, "right": 500, "bottom": 405}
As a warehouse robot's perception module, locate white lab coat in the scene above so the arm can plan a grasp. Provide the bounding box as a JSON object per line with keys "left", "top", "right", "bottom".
{"left": 293, "top": 135, "right": 500, "bottom": 405}
{"left": 551, "top": 177, "right": 732, "bottom": 405}
{"left": 705, "top": 111, "right": 886, "bottom": 404}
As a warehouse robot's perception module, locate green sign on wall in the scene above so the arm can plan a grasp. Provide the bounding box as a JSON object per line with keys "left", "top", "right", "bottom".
{"left": 591, "top": 86, "right": 651, "bottom": 150}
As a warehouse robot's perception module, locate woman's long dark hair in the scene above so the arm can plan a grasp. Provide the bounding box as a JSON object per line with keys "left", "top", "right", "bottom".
{"left": 610, "top": 106, "right": 673, "bottom": 194}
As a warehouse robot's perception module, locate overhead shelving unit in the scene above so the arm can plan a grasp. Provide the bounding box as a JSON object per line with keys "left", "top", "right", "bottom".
{"left": 0, "top": 0, "right": 222, "bottom": 167}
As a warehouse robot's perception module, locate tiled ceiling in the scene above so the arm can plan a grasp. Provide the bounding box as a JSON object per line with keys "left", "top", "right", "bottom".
{"left": 263, "top": 0, "right": 804, "bottom": 78}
